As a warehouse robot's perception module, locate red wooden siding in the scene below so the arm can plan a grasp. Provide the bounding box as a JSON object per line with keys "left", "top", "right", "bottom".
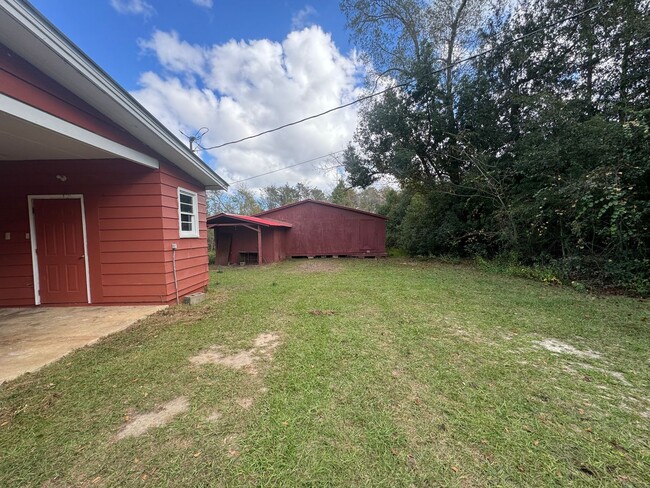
{"left": 0, "top": 188, "right": 33, "bottom": 306}
{"left": 258, "top": 201, "right": 387, "bottom": 257}
{"left": 0, "top": 159, "right": 208, "bottom": 306}
{"left": 0, "top": 43, "right": 153, "bottom": 154}
{"left": 158, "top": 161, "right": 209, "bottom": 301}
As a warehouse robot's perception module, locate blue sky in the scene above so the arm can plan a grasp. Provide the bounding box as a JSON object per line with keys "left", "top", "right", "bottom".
{"left": 29, "top": 1, "right": 362, "bottom": 191}
{"left": 31, "top": 1, "right": 351, "bottom": 91}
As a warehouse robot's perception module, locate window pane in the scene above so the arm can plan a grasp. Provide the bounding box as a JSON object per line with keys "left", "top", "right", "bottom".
{"left": 179, "top": 188, "right": 198, "bottom": 236}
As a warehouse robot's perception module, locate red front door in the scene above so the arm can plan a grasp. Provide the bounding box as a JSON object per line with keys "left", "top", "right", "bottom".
{"left": 33, "top": 199, "right": 88, "bottom": 304}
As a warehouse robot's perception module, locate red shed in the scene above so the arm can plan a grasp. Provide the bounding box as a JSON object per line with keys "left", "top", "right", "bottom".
{"left": 208, "top": 200, "right": 387, "bottom": 265}
{"left": 0, "top": 1, "right": 227, "bottom": 307}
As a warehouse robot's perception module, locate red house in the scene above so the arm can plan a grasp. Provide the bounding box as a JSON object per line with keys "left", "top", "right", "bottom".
{"left": 0, "top": 1, "right": 227, "bottom": 307}
{"left": 208, "top": 200, "right": 387, "bottom": 265}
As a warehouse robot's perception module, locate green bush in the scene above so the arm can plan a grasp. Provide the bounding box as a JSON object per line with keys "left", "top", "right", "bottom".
{"left": 475, "top": 255, "right": 563, "bottom": 286}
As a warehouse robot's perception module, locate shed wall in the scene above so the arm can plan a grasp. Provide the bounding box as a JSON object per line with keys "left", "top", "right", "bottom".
{"left": 260, "top": 202, "right": 386, "bottom": 257}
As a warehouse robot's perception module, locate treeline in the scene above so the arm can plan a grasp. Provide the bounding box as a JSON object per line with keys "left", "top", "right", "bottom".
{"left": 340, "top": 0, "right": 649, "bottom": 294}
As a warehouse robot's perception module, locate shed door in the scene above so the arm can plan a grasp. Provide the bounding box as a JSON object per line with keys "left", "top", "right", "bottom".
{"left": 359, "top": 219, "right": 377, "bottom": 251}
{"left": 33, "top": 199, "right": 88, "bottom": 304}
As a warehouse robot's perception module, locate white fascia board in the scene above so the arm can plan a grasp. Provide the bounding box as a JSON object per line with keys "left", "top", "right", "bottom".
{"left": 1, "top": 94, "right": 160, "bottom": 168}
{"left": 0, "top": 0, "right": 228, "bottom": 190}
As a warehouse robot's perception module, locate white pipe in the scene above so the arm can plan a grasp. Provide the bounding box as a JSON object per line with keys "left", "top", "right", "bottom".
{"left": 172, "top": 244, "right": 179, "bottom": 304}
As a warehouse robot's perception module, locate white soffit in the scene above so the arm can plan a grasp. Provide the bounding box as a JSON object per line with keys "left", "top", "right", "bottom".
{"left": 0, "top": 94, "right": 159, "bottom": 167}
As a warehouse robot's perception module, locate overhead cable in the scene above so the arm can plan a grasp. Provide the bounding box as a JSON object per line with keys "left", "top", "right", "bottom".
{"left": 200, "top": 2, "right": 604, "bottom": 151}
{"left": 229, "top": 150, "right": 346, "bottom": 184}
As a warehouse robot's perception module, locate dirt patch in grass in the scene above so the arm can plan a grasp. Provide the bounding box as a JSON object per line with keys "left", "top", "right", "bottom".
{"left": 448, "top": 326, "right": 497, "bottom": 346}
{"left": 190, "top": 332, "right": 280, "bottom": 375}
{"left": 292, "top": 259, "right": 343, "bottom": 273}
{"left": 237, "top": 398, "right": 254, "bottom": 409}
{"left": 223, "top": 433, "right": 241, "bottom": 458}
{"left": 191, "top": 349, "right": 257, "bottom": 371}
{"left": 206, "top": 410, "right": 221, "bottom": 422}
{"left": 622, "top": 395, "right": 650, "bottom": 418}
{"left": 565, "top": 361, "right": 633, "bottom": 386}
{"left": 253, "top": 333, "right": 280, "bottom": 351}
{"left": 534, "top": 338, "right": 602, "bottom": 359}
{"left": 114, "top": 397, "right": 189, "bottom": 440}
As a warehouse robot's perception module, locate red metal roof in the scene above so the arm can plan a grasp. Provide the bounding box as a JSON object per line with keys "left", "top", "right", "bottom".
{"left": 207, "top": 213, "right": 292, "bottom": 228}
{"left": 254, "top": 199, "right": 388, "bottom": 220}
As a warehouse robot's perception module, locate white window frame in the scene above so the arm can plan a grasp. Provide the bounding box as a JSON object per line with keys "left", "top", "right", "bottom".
{"left": 178, "top": 187, "right": 200, "bottom": 238}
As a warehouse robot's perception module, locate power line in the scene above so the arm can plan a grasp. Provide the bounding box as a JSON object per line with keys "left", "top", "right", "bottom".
{"left": 229, "top": 150, "right": 346, "bottom": 185}
{"left": 198, "top": 85, "right": 406, "bottom": 150}
{"left": 199, "top": 2, "right": 604, "bottom": 151}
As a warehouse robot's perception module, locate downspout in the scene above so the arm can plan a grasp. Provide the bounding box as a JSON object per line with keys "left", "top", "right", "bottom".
{"left": 172, "top": 243, "right": 179, "bottom": 304}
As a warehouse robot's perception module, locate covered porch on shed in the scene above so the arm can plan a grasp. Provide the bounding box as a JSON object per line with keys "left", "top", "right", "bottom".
{"left": 207, "top": 213, "right": 292, "bottom": 266}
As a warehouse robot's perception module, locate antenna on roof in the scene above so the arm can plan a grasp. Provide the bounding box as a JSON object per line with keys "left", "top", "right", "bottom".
{"left": 180, "top": 127, "right": 210, "bottom": 152}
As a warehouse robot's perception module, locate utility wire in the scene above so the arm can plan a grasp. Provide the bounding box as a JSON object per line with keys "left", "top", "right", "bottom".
{"left": 199, "top": 2, "right": 604, "bottom": 151}
{"left": 229, "top": 150, "right": 346, "bottom": 185}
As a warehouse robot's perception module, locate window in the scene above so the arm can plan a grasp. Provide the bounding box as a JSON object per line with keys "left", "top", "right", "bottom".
{"left": 178, "top": 188, "right": 199, "bottom": 238}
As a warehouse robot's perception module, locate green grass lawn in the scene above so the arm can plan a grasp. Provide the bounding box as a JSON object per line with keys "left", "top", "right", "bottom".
{"left": 1, "top": 259, "right": 648, "bottom": 487}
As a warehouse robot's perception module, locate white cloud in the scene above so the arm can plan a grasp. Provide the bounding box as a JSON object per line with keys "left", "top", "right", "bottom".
{"left": 138, "top": 31, "right": 206, "bottom": 76}
{"left": 291, "top": 5, "right": 318, "bottom": 30}
{"left": 110, "top": 0, "right": 154, "bottom": 16}
{"left": 191, "top": 0, "right": 213, "bottom": 8}
{"left": 133, "top": 26, "right": 364, "bottom": 191}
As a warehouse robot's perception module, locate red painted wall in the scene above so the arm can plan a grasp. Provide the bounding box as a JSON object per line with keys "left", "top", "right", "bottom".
{"left": 259, "top": 201, "right": 387, "bottom": 257}
{"left": 0, "top": 160, "right": 208, "bottom": 306}
{"left": 159, "top": 162, "right": 209, "bottom": 300}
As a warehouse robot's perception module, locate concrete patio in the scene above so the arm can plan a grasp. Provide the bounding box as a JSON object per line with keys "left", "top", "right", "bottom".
{"left": 0, "top": 305, "right": 166, "bottom": 383}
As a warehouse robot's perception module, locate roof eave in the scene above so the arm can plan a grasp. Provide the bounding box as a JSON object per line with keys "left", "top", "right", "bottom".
{"left": 255, "top": 199, "right": 389, "bottom": 220}
{"left": 206, "top": 212, "right": 292, "bottom": 228}
{"left": 0, "top": 0, "right": 228, "bottom": 191}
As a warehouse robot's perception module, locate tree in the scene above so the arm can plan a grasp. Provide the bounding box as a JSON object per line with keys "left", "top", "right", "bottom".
{"left": 207, "top": 185, "right": 263, "bottom": 215}
{"left": 330, "top": 179, "right": 356, "bottom": 207}
{"left": 261, "top": 183, "right": 326, "bottom": 210}
{"left": 342, "top": 0, "right": 650, "bottom": 293}
{"left": 341, "top": 0, "right": 498, "bottom": 188}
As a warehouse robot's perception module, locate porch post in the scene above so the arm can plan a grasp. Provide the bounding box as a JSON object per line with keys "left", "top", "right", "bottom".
{"left": 257, "top": 225, "right": 262, "bottom": 265}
